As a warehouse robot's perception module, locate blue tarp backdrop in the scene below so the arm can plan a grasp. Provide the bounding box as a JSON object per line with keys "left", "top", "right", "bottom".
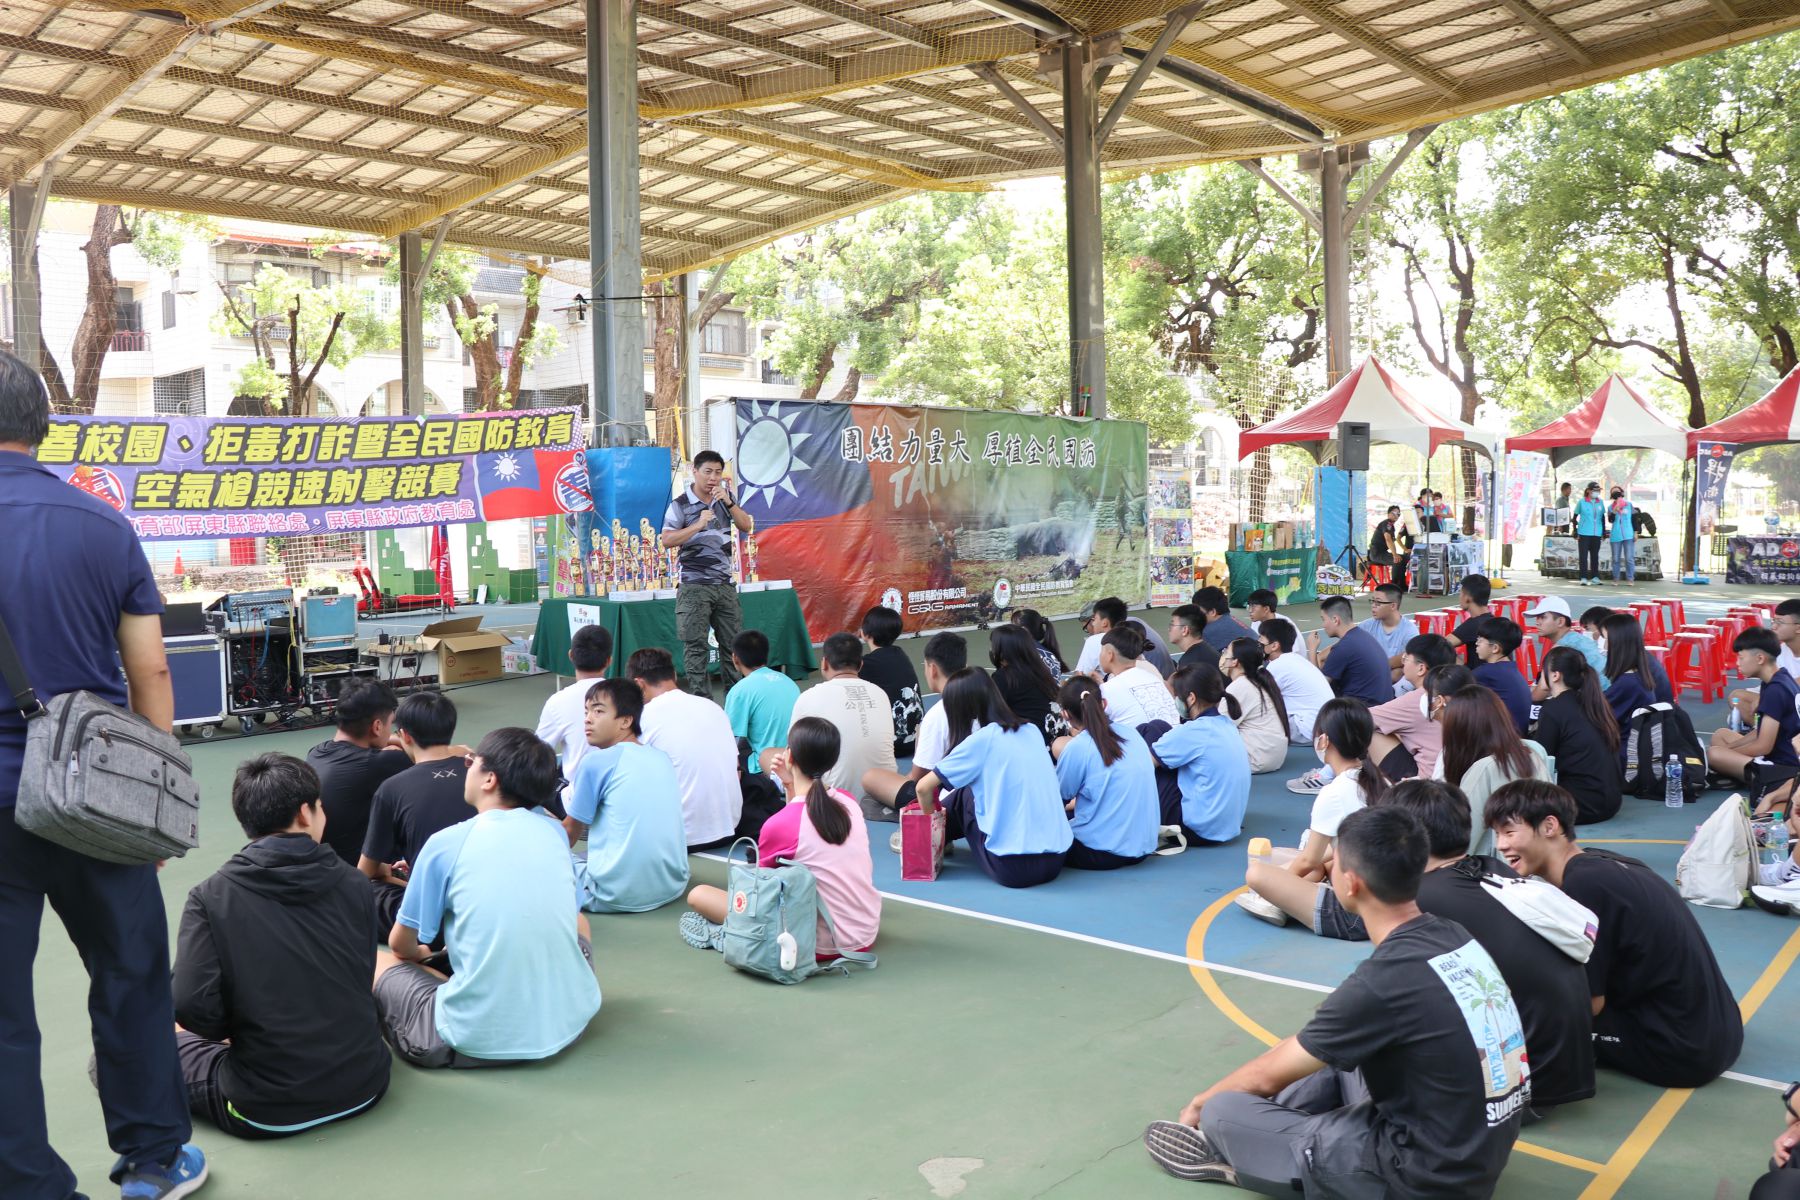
{"left": 1314, "top": 466, "right": 1367, "bottom": 570}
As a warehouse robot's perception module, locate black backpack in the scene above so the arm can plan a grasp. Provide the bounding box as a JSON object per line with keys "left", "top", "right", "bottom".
{"left": 1620, "top": 702, "right": 1707, "bottom": 802}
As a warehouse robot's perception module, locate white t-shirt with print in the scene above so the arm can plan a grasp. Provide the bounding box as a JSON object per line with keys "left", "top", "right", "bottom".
{"left": 1100, "top": 661, "right": 1181, "bottom": 728}
{"left": 789, "top": 676, "right": 896, "bottom": 801}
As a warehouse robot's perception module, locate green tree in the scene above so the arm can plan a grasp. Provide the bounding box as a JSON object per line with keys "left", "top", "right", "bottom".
{"left": 215, "top": 262, "right": 396, "bottom": 415}
{"left": 400, "top": 248, "right": 561, "bottom": 411}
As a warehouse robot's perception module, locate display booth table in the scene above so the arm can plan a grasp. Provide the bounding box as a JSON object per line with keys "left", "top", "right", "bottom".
{"left": 1407, "top": 538, "right": 1485, "bottom": 596}
{"left": 1226, "top": 547, "right": 1318, "bottom": 607}
{"left": 532, "top": 589, "right": 818, "bottom": 679}
{"left": 1725, "top": 535, "right": 1800, "bottom": 585}
{"left": 1539, "top": 535, "right": 1663, "bottom": 581}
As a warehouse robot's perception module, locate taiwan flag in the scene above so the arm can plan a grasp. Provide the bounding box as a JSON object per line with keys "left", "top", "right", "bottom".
{"left": 476, "top": 449, "right": 582, "bottom": 521}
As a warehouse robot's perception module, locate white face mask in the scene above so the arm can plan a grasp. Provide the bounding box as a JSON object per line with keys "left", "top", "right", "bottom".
{"left": 1596, "top": 636, "right": 1608, "bottom": 654}
{"left": 1419, "top": 692, "right": 1432, "bottom": 720}
{"left": 1314, "top": 735, "right": 1330, "bottom": 764}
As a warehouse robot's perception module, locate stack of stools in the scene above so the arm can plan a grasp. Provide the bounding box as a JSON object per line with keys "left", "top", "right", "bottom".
{"left": 1669, "top": 624, "right": 1726, "bottom": 703}
{"left": 1415, "top": 610, "right": 1458, "bottom": 638}
{"left": 1627, "top": 601, "right": 1668, "bottom": 647}
{"left": 1491, "top": 596, "right": 1527, "bottom": 628}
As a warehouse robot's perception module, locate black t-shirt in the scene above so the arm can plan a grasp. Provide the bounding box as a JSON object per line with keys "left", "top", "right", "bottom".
{"left": 1452, "top": 613, "right": 1497, "bottom": 668}
{"left": 1559, "top": 850, "right": 1743, "bottom": 1078}
{"left": 1297, "top": 913, "right": 1529, "bottom": 1198}
{"left": 859, "top": 645, "right": 923, "bottom": 755}
{"left": 1530, "top": 692, "right": 1622, "bottom": 825}
{"left": 995, "top": 669, "right": 1070, "bottom": 746}
{"left": 1369, "top": 519, "right": 1397, "bottom": 564}
{"left": 1176, "top": 641, "right": 1219, "bottom": 673}
{"left": 361, "top": 757, "right": 472, "bottom": 869}
{"left": 306, "top": 740, "right": 410, "bottom": 866}
{"left": 1416, "top": 858, "right": 1595, "bottom": 1108}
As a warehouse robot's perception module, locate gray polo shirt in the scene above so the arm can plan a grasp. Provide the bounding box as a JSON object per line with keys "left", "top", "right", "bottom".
{"left": 661, "top": 486, "right": 735, "bottom": 585}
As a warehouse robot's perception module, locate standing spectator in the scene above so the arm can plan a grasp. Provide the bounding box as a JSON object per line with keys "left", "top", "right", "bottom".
{"left": 1097, "top": 626, "right": 1182, "bottom": 728}
{"left": 630, "top": 647, "right": 742, "bottom": 850}
{"left": 723, "top": 630, "right": 799, "bottom": 776}
{"left": 1606, "top": 487, "right": 1637, "bottom": 583}
{"left": 857, "top": 605, "right": 923, "bottom": 756}
{"left": 1146, "top": 806, "right": 1530, "bottom": 1195}
{"left": 1530, "top": 647, "right": 1622, "bottom": 826}
{"left": 1166, "top": 604, "right": 1219, "bottom": 672}
{"left": 1472, "top": 621, "right": 1532, "bottom": 736}
{"left": 1551, "top": 480, "right": 1575, "bottom": 530}
{"left": 564, "top": 680, "right": 689, "bottom": 914}
{"left": 536, "top": 623, "right": 612, "bottom": 808}
{"left": 1191, "top": 586, "right": 1252, "bottom": 656}
{"left": 1244, "top": 589, "right": 1279, "bottom": 635}
{"left": 175, "top": 754, "right": 390, "bottom": 1139}
{"left": 1444, "top": 573, "right": 1497, "bottom": 669}
{"left": 1258, "top": 618, "right": 1334, "bottom": 745}
{"left": 1573, "top": 483, "right": 1607, "bottom": 586}
{"left": 1488, "top": 780, "right": 1743, "bottom": 1087}
{"left": 1367, "top": 634, "right": 1457, "bottom": 782}
{"left": 0, "top": 349, "right": 206, "bottom": 1199}
{"left": 1312, "top": 595, "right": 1396, "bottom": 707}
{"left": 990, "top": 623, "right": 1071, "bottom": 745}
{"left": 1220, "top": 638, "right": 1291, "bottom": 775}
{"left": 307, "top": 678, "right": 409, "bottom": 867}
{"left": 1378, "top": 779, "right": 1595, "bottom": 1112}
{"left": 1439, "top": 687, "right": 1552, "bottom": 855}
{"left": 358, "top": 690, "right": 471, "bottom": 932}
{"left": 1357, "top": 583, "right": 1418, "bottom": 686}
{"left": 1526, "top": 597, "right": 1608, "bottom": 697}
{"left": 659, "top": 449, "right": 753, "bottom": 694}
{"left": 862, "top": 632, "right": 966, "bottom": 817}
{"left": 1011, "top": 608, "right": 1068, "bottom": 679}
{"left": 1075, "top": 596, "right": 1175, "bottom": 677}
{"left": 789, "top": 633, "right": 897, "bottom": 812}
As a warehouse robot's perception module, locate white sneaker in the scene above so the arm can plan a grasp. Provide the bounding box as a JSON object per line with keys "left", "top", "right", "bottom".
{"left": 1155, "top": 825, "right": 1188, "bottom": 856}
{"left": 1235, "top": 889, "right": 1290, "bottom": 926}
{"left": 889, "top": 830, "right": 903, "bottom": 853}
{"left": 1286, "top": 768, "right": 1328, "bottom": 795}
{"left": 1751, "top": 880, "right": 1800, "bottom": 916}
{"left": 1759, "top": 859, "right": 1799, "bottom": 888}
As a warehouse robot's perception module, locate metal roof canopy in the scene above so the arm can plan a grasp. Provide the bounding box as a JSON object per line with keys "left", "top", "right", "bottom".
{"left": 9, "top": 0, "right": 1795, "bottom": 277}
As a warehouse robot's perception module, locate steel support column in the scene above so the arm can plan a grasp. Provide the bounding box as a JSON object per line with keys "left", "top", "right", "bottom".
{"left": 587, "top": 0, "right": 646, "bottom": 445}
{"left": 398, "top": 230, "right": 425, "bottom": 415}
{"left": 8, "top": 180, "right": 48, "bottom": 373}
{"left": 680, "top": 271, "right": 703, "bottom": 460}
{"left": 1062, "top": 41, "right": 1105, "bottom": 418}
{"left": 1318, "top": 145, "right": 1353, "bottom": 384}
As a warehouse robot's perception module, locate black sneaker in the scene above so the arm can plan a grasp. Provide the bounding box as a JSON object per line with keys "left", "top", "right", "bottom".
{"left": 1144, "top": 1120, "right": 1238, "bottom": 1183}
{"left": 859, "top": 794, "right": 898, "bottom": 823}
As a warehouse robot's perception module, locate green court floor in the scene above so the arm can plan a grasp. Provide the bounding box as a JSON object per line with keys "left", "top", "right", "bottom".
{"left": 29, "top": 611, "right": 1800, "bottom": 1198}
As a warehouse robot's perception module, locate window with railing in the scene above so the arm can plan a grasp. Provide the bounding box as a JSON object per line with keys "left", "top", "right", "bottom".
{"left": 701, "top": 311, "right": 748, "bottom": 356}
{"left": 153, "top": 368, "right": 205, "bottom": 415}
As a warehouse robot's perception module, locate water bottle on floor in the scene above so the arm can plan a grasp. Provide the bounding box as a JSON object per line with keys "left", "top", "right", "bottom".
{"left": 1665, "top": 754, "right": 1684, "bottom": 809}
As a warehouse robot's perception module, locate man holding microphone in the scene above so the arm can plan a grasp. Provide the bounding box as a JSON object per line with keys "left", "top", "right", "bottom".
{"left": 661, "top": 450, "right": 754, "bottom": 695}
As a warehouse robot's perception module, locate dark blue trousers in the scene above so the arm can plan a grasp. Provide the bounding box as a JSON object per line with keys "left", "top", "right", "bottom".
{"left": 0, "top": 805, "right": 190, "bottom": 1198}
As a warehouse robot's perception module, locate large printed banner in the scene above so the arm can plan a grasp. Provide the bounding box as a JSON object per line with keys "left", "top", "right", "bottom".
{"left": 1147, "top": 468, "right": 1196, "bottom": 607}
{"left": 37, "top": 409, "right": 587, "bottom": 539}
{"left": 1694, "top": 441, "right": 1736, "bottom": 537}
{"left": 1726, "top": 536, "right": 1800, "bottom": 586}
{"left": 1501, "top": 451, "right": 1550, "bottom": 544}
{"left": 730, "top": 399, "right": 1147, "bottom": 636}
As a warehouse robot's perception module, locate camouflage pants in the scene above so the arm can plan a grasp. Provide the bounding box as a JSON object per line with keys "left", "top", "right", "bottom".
{"left": 675, "top": 582, "right": 742, "bottom": 695}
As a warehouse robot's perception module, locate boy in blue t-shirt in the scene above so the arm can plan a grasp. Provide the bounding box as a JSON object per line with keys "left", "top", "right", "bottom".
{"left": 1711, "top": 628, "right": 1800, "bottom": 793}
{"left": 565, "top": 679, "right": 689, "bottom": 913}
{"left": 374, "top": 728, "right": 600, "bottom": 1068}
{"left": 723, "top": 629, "right": 800, "bottom": 775}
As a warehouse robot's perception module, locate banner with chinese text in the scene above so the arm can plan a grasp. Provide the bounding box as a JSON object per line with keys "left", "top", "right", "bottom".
{"left": 1725, "top": 536, "right": 1800, "bottom": 586}
{"left": 728, "top": 399, "right": 1147, "bottom": 636}
{"left": 1694, "top": 441, "right": 1736, "bottom": 537}
{"left": 1147, "top": 468, "right": 1196, "bottom": 607}
{"left": 1501, "top": 451, "right": 1549, "bottom": 544}
{"left": 37, "top": 409, "right": 587, "bottom": 539}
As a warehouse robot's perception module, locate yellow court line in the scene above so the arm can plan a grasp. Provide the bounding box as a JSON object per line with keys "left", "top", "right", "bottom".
{"left": 1184, "top": 888, "right": 1603, "bottom": 1176}
{"left": 1576, "top": 921, "right": 1800, "bottom": 1200}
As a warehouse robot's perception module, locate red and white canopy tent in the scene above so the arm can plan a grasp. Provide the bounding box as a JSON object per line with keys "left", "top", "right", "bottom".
{"left": 1239, "top": 355, "right": 1498, "bottom": 462}
{"left": 1687, "top": 368, "right": 1800, "bottom": 452}
{"left": 1506, "top": 374, "right": 1689, "bottom": 465}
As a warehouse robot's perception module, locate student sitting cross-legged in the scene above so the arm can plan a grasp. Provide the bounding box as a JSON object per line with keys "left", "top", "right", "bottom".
{"left": 1236, "top": 698, "right": 1386, "bottom": 937}
{"left": 374, "top": 728, "right": 600, "bottom": 1068}
{"left": 1144, "top": 806, "right": 1531, "bottom": 1196}
{"left": 1150, "top": 662, "right": 1252, "bottom": 846}
{"left": 681, "top": 716, "right": 881, "bottom": 957}
{"left": 358, "top": 690, "right": 472, "bottom": 934}
{"left": 1488, "top": 779, "right": 1742, "bottom": 1089}
{"left": 1050, "top": 676, "right": 1159, "bottom": 869}
{"left": 172, "top": 753, "right": 390, "bottom": 1139}
{"left": 563, "top": 679, "right": 690, "bottom": 914}
{"left": 913, "top": 667, "right": 1072, "bottom": 889}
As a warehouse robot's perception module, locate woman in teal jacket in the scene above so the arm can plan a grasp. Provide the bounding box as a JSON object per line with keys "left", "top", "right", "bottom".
{"left": 1573, "top": 483, "right": 1606, "bottom": 586}
{"left": 1606, "top": 487, "right": 1636, "bottom": 582}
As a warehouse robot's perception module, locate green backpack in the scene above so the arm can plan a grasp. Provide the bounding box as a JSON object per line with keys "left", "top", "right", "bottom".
{"left": 720, "top": 839, "right": 877, "bottom": 985}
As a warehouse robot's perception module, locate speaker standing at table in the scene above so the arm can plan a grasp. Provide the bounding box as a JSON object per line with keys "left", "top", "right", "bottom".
{"left": 660, "top": 450, "right": 754, "bottom": 696}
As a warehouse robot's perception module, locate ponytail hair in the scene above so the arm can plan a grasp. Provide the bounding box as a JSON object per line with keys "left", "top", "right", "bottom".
{"left": 1058, "top": 676, "right": 1122, "bottom": 766}
{"left": 1226, "top": 637, "right": 1289, "bottom": 740}
{"left": 1171, "top": 661, "right": 1236, "bottom": 721}
{"left": 787, "top": 716, "right": 849, "bottom": 846}
{"left": 1316, "top": 697, "right": 1386, "bottom": 808}
{"left": 1544, "top": 645, "right": 1619, "bottom": 754}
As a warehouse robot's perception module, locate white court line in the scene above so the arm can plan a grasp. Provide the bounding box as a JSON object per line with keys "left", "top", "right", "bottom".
{"left": 695, "top": 851, "right": 1333, "bottom": 994}
{"left": 1722, "top": 1070, "right": 1788, "bottom": 1091}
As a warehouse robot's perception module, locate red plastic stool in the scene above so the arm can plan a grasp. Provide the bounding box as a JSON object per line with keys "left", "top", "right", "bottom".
{"left": 1628, "top": 601, "right": 1667, "bottom": 646}
{"left": 1662, "top": 599, "right": 1687, "bottom": 631}
{"left": 1491, "top": 596, "right": 1524, "bottom": 628}
{"left": 1416, "top": 610, "right": 1457, "bottom": 638}
{"left": 1667, "top": 633, "right": 1719, "bottom": 703}
{"left": 1516, "top": 634, "right": 1544, "bottom": 681}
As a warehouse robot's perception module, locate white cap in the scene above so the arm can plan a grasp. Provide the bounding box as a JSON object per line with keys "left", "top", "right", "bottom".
{"left": 1524, "top": 595, "right": 1572, "bottom": 619}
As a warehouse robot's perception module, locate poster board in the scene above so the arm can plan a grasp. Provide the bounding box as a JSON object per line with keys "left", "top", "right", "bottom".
{"left": 1147, "top": 468, "right": 1197, "bottom": 607}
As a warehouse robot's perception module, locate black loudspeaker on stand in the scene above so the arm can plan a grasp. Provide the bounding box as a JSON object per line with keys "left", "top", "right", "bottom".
{"left": 1335, "top": 421, "right": 1371, "bottom": 577}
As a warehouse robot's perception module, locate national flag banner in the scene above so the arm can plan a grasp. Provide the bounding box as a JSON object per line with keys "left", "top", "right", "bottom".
{"left": 33, "top": 408, "right": 586, "bottom": 538}
{"left": 728, "top": 399, "right": 1148, "bottom": 635}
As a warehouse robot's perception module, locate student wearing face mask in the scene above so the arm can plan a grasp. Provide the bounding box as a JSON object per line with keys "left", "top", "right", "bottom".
{"left": 1606, "top": 487, "right": 1637, "bottom": 583}
{"left": 1150, "top": 663, "right": 1253, "bottom": 845}
{"left": 1573, "top": 484, "right": 1607, "bottom": 586}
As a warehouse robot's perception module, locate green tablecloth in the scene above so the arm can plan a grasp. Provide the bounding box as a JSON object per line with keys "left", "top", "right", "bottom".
{"left": 1225, "top": 547, "right": 1318, "bottom": 608}
{"left": 532, "top": 590, "right": 819, "bottom": 681}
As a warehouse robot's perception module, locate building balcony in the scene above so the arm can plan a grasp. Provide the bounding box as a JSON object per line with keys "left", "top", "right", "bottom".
{"left": 110, "top": 329, "right": 150, "bottom": 352}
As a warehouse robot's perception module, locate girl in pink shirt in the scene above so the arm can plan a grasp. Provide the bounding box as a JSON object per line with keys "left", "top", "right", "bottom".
{"left": 683, "top": 717, "right": 880, "bottom": 958}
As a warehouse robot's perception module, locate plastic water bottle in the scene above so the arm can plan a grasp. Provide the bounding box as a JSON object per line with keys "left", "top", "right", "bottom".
{"left": 1665, "top": 754, "right": 1684, "bottom": 809}
{"left": 1729, "top": 700, "right": 1748, "bottom": 734}
{"left": 1768, "top": 822, "right": 1791, "bottom": 870}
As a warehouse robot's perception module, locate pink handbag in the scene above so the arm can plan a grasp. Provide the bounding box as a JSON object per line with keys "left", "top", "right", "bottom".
{"left": 899, "top": 801, "right": 946, "bottom": 881}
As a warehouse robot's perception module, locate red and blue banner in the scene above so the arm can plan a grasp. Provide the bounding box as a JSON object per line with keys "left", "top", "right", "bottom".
{"left": 40, "top": 408, "right": 588, "bottom": 539}
{"left": 728, "top": 398, "right": 1147, "bottom": 635}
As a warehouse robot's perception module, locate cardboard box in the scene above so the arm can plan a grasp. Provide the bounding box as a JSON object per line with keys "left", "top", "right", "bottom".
{"left": 1193, "top": 556, "right": 1227, "bottom": 589}
{"left": 419, "top": 616, "right": 511, "bottom": 684}
{"left": 1273, "top": 521, "right": 1295, "bottom": 550}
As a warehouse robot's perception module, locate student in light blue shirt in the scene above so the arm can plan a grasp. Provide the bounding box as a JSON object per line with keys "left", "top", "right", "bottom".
{"left": 1051, "top": 677, "right": 1159, "bottom": 868}
{"left": 375, "top": 728, "right": 600, "bottom": 1068}
{"left": 1526, "top": 596, "right": 1608, "bottom": 700}
{"left": 915, "top": 668, "right": 1071, "bottom": 888}
{"left": 722, "top": 630, "right": 800, "bottom": 774}
{"left": 565, "top": 679, "right": 689, "bottom": 913}
{"left": 1152, "top": 662, "right": 1252, "bottom": 844}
